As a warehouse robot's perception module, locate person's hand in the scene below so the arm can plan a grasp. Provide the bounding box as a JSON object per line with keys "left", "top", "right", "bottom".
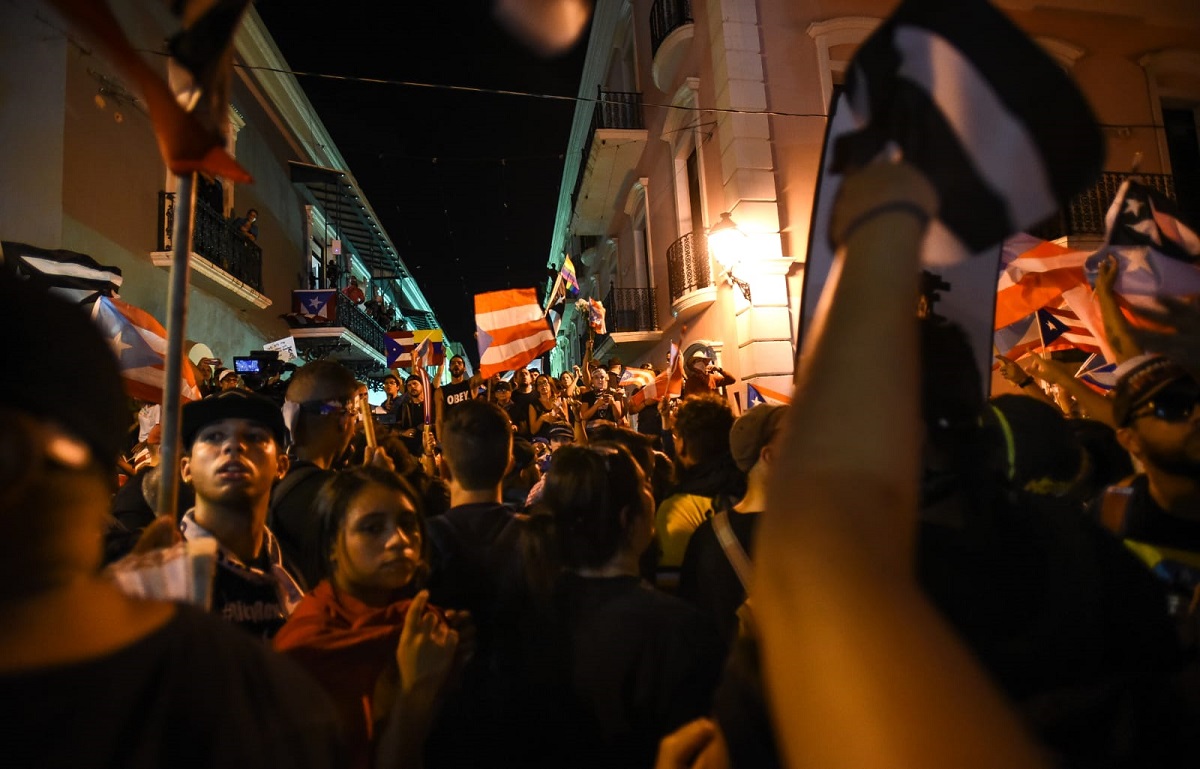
{"left": 396, "top": 591, "right": 459, "bottom": 696}
{"left": 364, "top": 445, "right": 395, "bottom": 472}
{"left": 132, "top": 513, "right": 183, "bottom": 554}
{"left": 1095, "top": 253, "right": 1119, "bottom": 299}
{"left": 1025, "top": 355, "right": 1075, "bottom": 388}
{"left": 442, "top": 609, "right": 476, "bottom": 669}
{"left": 995, "top": 354, "right": 1030, "bottom": 386}
{"left": 655, "top": 718, "right": 729, "bottom": 769}
{"left": 829, "top": 160, "right": 938, "bottom": 248}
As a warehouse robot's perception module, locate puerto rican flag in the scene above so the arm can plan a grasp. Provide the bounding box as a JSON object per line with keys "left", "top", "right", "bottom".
{"left": 386, "top": 330, "right": 415, "bottom": 368}
{"left": 92, "top": 296, "right": 200, "bottom": 403}
{"left": 746, "top": 383, "right": 793, "bottom": 408}
{"left": 293, "top": 289, "right": 337, "bottom": 322}
{"left": 994, "top": 301, "right": 1101, "bottom": 361}
{"left": 475, "top": 288, "right": 556, "bottom": 378}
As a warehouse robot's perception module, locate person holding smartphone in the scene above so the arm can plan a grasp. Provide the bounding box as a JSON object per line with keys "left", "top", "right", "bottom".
{"left": 578, "top": 368, "right": 624, "bottom": 436}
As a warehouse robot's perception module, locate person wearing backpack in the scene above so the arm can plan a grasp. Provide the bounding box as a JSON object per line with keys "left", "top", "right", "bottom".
{"left": 677, "top": 403, "right": 785, "bottom": 646}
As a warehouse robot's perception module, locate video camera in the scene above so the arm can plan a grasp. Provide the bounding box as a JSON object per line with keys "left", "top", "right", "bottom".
{"left": 232, "top": 350, "right": 295, "bottom": 401}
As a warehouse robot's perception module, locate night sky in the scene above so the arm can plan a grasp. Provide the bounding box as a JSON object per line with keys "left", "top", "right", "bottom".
{"left": 255, "top": 0, "right": 589, "bottom": 361}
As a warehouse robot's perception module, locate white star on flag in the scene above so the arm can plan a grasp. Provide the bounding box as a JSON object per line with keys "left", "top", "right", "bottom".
{"left": 110, "top": 330, "right": 131, "bottom": 358}
{"left": 306, "top": 298, "right": 324, "bottom": 313}
{"left": 1122, "top": 198, "right": 1144, "bottom": 217}
{"left": 1122, "top": 248, "right": 1153, "bottom": 275}
{"left": 1129, "top": 217, "right": 1162, "bottom": 245}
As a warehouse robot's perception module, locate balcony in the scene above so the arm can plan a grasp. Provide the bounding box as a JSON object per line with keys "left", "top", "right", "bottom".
{"left": 1029, "top": 172, "right": 1176, "bottom": 245}
{"left": 286, "top": 290, "right": 388, "bottom": 366}
{"left": 608, "top": 287, "right": 658, "bottom": 332}
{"left": 666, "top": 231, "right": 716, "bottom": 321}
{"left": 650, "top": 0, "right": 694, "bottom": 92}
{"left": 571, "top": 89, "right": 648, "bottom": 235}
{"left": 151, "top": 191, "right": 270, "bottom": 308}
{"left": 593, "top": 286, "right": 663, "bottom": 361}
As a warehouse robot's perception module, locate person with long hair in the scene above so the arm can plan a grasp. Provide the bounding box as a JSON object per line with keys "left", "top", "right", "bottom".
{"left": 540, "top": 444, "right": 722, "bottom": 768}
{"left": 529, "top": 373, "right": 573, "bottom": 441}
{"left": 274, "top": 467, "right": 463, "bottom": 769}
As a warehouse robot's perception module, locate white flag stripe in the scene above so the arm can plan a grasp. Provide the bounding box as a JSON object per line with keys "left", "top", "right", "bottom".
{"left": 476, "top": 303, "right": 543, "bottom": 330}
{"left": 133, "top": 325, "right": 167, "bottom": 355}
{"left": 895, "top": 26, "right": 1056, "bottom": 230}
{"left": 480, "top": 329, "right": 555, "bottom": 367}
{"left": 22, "top": 255, "right": 124, "bottom": 287}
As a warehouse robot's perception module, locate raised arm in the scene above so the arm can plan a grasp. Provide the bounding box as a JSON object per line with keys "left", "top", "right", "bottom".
{"left": 1095, "top": 254, "right": 1142, "bottom": 364}
{"left": 755, "top": 161, "right": 1048, "bottom": 769}
{"left": 1025, "top": 355, "right": 1115, "bottom": 426}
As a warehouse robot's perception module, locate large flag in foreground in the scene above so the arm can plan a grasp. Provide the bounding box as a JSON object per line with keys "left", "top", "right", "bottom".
{"left": 801, "top": 0, "right": 1103, "bottom": 384}
{"left": 2, "top": 241, "right": 123, "bottom": 303}
{"left": 475, "top": 288, "right": 556, "bottom": 378}
{"left": 92, "top": 296, "right": 201, "bottom": 403}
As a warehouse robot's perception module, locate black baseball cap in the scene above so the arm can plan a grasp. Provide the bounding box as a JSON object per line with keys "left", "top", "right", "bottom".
{"left": 181, "top": 390, "right": 288, "bottom": 449}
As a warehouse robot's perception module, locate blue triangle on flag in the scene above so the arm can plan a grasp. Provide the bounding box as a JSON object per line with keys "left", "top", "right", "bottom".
{"left": 746, "top": 384, "right": 765, "bottom": 409}
{"left": 1036, "top": 308, "right": 1070, "bottom": 346}
{"left": 94, "top": 297, "right": 161, "bottom": 370}
{"left": 384, "top": 336, "right": 406, "bottom": 367}
{"left": 477, "top": 327, "right": 493, "bottom": 353}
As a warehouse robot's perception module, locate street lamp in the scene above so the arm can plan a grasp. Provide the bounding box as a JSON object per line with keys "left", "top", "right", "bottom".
{"left": 707, "top": 212, "right": 751, "bottom": 302}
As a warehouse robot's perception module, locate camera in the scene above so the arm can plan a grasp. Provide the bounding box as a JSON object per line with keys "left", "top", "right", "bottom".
{"left": 232, "top": 350, "right": 293, "bottom": 401}
{"left": 233, "top": 356, "right": 261, "bottom": 374}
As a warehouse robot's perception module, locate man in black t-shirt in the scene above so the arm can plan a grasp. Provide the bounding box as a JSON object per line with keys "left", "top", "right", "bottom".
{"left": 435, "top": 354, "right": 480, "bottom": 438}
{"left": 424, "top": 399, "right": 532, "bottom": 765}
{"left": 270, "top": 360, "right": 361, "bottom": 590}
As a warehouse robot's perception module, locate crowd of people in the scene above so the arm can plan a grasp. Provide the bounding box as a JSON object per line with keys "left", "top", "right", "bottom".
{"left": 4, "top": 159, "right": 1200, "bottom": 769}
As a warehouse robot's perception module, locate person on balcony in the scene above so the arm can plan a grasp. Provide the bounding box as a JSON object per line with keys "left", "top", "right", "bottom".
{"left": 232, "top": 208, "right": 258, "bottom": 242}
{"left": 343, "top": 276, "right": 366, "bottom": 306}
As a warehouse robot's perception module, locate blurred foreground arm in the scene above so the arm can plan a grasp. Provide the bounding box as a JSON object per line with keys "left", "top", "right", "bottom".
{"left": 755, "top": 161, "right": 1049, "bottom": 769}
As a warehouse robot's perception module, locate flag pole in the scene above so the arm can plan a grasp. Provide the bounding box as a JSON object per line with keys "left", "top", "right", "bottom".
{"left": 544, "top": 270, "right": 564, "bottom": 318}
{"left": 158, "top": 172, "right": 197, "bottom": 522}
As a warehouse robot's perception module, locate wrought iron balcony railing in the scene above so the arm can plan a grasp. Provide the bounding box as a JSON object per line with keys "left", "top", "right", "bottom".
{"left": 1029, "top": 172, "right": 1176, "bottom": 241}
{"left": 158, "top": 191, "right": 263, "bottom": 292}
{"left": 650, "top": 0, "right": 693, "bottom": 55}
{"left": 605, "top": 286, "right": 658, "bottom": 332}
{"left": 594, "top": 89, "right": 645, "bottom": 132}
{"left": 572, "top": 89, "right": 645, "bottom": 210}
{"left": 666, "top": 231, "right": 712, "bottom": 304}
{"left": 336, "top": 295, "right": 386, "bottom": 354}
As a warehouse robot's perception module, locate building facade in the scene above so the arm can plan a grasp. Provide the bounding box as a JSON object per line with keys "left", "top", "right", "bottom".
{"left": 0, "top": 0, "right": 460, "bottom": 385}
{"left": 546, "top": 0, "right": 1200, "bottom": 406}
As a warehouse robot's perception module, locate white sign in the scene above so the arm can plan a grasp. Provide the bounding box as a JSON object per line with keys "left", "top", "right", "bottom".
{"left": 263, "top": 336, "right": 299, "bottom": 362}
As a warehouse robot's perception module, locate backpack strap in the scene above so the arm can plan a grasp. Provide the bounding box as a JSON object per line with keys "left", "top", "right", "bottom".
{"left": 712, "top": 509, "right": 754, "bottom": 592}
